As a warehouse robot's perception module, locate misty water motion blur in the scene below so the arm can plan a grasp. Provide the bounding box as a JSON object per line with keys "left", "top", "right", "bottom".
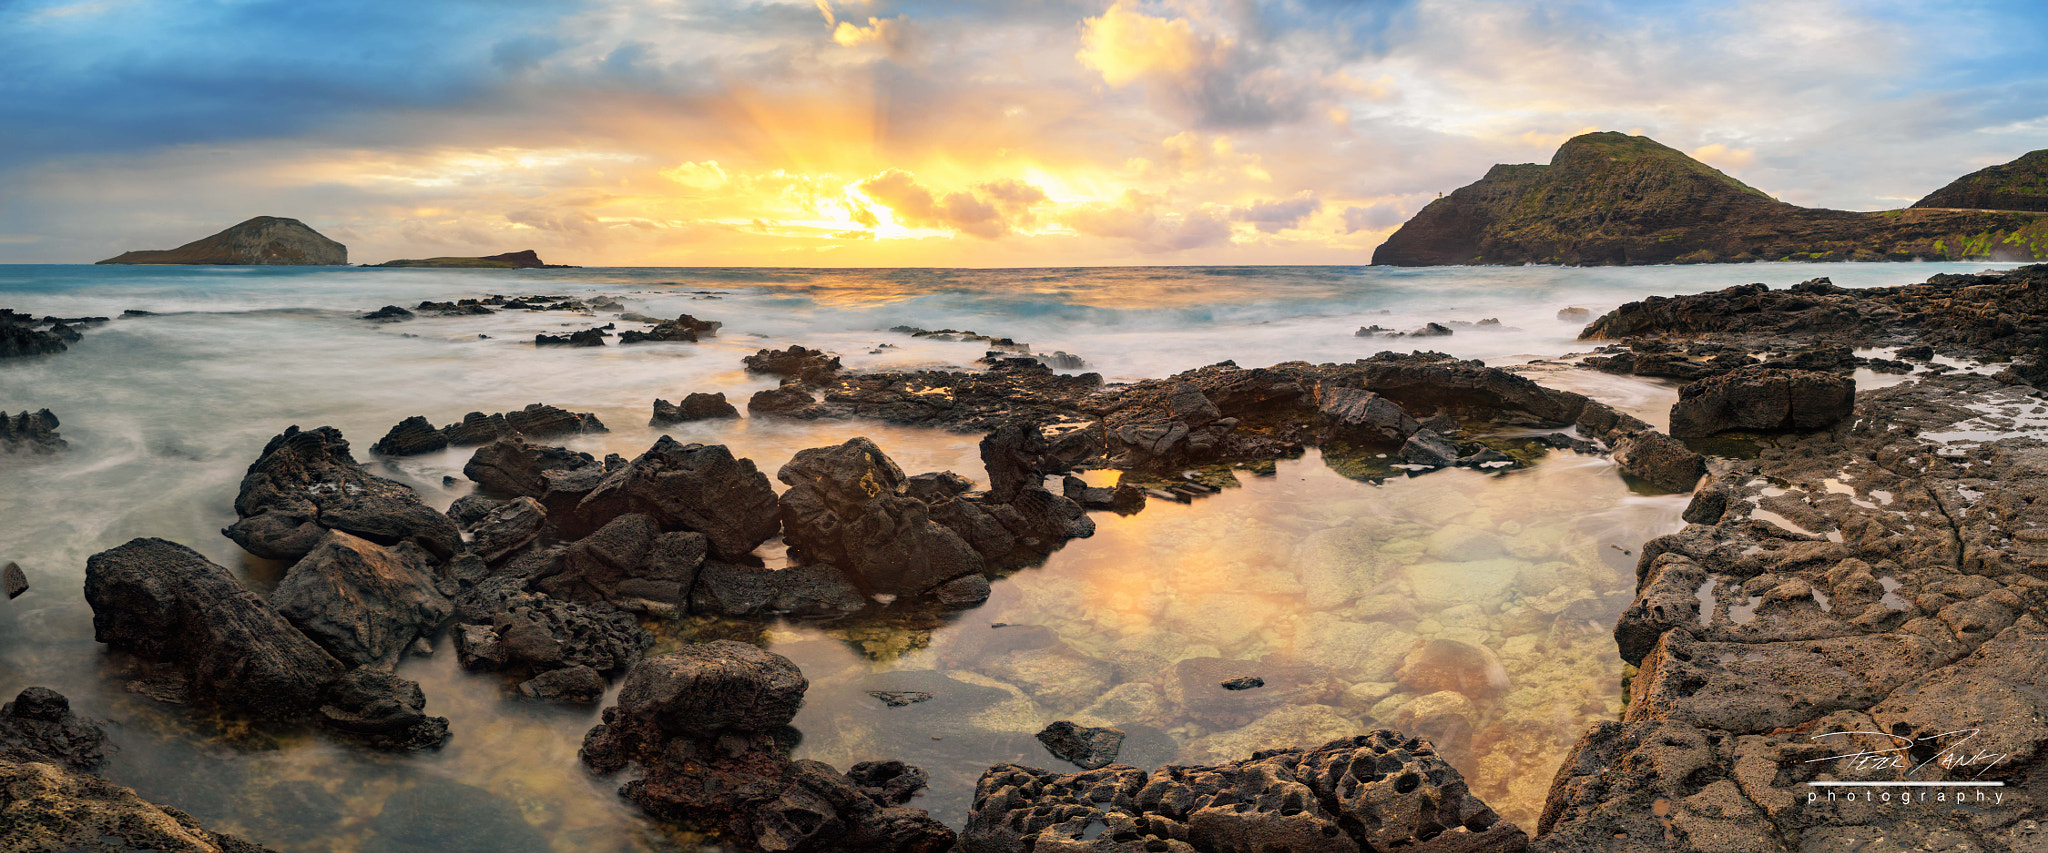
{"left": 0, "top": 261, "right": 2017, "bottom": 850}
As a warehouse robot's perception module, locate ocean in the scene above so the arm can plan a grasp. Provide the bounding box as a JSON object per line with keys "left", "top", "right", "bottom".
{"left": 0, "top": 261, "right": 2015, "bottom": 850}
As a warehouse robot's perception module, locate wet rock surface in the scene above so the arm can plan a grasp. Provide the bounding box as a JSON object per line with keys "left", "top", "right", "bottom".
{"left": 744, "top": 345, "right": 843, "bottom": 384}
{"left": 270, "top": 531, "right": 453, "bottom": 668}
{"left": 0, "top": 688, "right": 109, "bottom": 773}
{"left": 85, "top": 537, "right": 344, "bottom": 716}
{"left": 651, "top": 391, "right": 740, "bottom": 424}
{"left": 619, "top": 313, "right": 719, "bottom": 343}
{"left": 580, "top": 642, "right": 955, "bottom": 852}
{"left": 373, "top": 404, "right": 607, "bottom": 456}
{"left": 0, "top": 409, "right": 65, "bottom": 453}
{"left": 224, "top": 426, "right": 462, "bottom": 561}
{"left": 1541, "top": 370, "right": 2048, "bottom": 847}
{"left": 964, "top": 730, "right": 1527, "bottom": 852}
{"left": 0, "top": 748, "right": 281, "bottom": 853}
{"left": 1667, "top": 366, "right": 1855, "bottom": 438}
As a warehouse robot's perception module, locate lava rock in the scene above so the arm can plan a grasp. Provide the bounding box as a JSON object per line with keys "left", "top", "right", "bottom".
{"left": 568, "top": 436, "right": 782, "bottom": 559}
{"left": 0, "top": 688, "right": 110, "bottom": 772}
{"left": 0, "top": 752, "right": 283, "bottom": 852}
{"left": 743, "top": 345, "right": 841, "bottom": 384}
{"left": 224, "top": 426, "right": 462, "bottom": 561}
{"left": 651, "top": 391, "right": 740, "bottom": 424}
{"left": 964, "top": 730, "right": 1525, "bottom": 852}
{"left": 1319, "top": 384, "right": 1421, "bottom": 442}
{"left": 361, "top": 305, "right": 415, "bottom": 322}
{"left": 317, "top": 668, "right": 450, "bottom": 751}
{"left": 0, "top": 409, "right": 65, "bottom": 453}
{"left": 620, "top": 314, "right": 719, "bottom": 343}
{"left": 3, "top": 562, "right": 24, "bottom": 599}
{"left": 84, "top": 538, "right": 343, "bottom": 716}
{"left": 1035, "top": 721, "right": 1125, "bottom": 770}
{"left": 1668, "top": 366, "right": 1856, "bottom": 438}
{"left": 464, "top": 436, "right": 596, "bottom": 498}
{"left": 270, "top": 531, "right": 454, "bottom": 668}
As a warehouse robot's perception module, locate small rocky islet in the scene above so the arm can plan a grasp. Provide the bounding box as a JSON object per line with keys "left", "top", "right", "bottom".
{"left": 10, "top": 263, "right": 2048, "bottom": 851}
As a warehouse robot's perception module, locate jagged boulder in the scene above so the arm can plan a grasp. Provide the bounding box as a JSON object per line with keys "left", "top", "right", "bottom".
{"left": 743, "top": 345, "right": 842, "bottom": 384}
{"left": 463, "top": 436, "right": 595, "bottom": 498}
{"left": 651, "top": 391, "right": 740, "bottom": 424}
{"left": 777, "top": 438, "right": 985, "bottom": 597}
{"left": 378, "top": 405, "right": 606, "bottom": 456}
{"left": 0, "top": 409, "right": 65, "bottom": 453}
{"left": 84, "top": 538, "right": 343, "bottom": 716}
{"left": 581, "top": 643, "right": 954, "bottom": 852}
{"left": 1668, "top": 366, "right": 1855, "bottom": 438}
{"left": 1318, "top": 385, "right": 1420, "bottom": 442}
{"left": 316, "top": 668, "right": 450, "bottom": 752}
{"left": 270, "top": 531, "right": 453, "bottom": 668}
{"left": 224, "top": 426, "right": 461, "bottom": 561}
{"left": 567, "top": 436, "right": 781, "bottom": 559}
{"left": 0, "top": 688, "right": 109, "bottom": 773}
{"left": 964, "top": 731, "right": 1525, "bottom": 852}
{"left": 620, "top": 314, "right": 720, "bottom": 343}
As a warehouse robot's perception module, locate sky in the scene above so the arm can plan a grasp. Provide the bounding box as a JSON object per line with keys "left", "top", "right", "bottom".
{"left": 2, "top": 0, "right": 2046, "bottom": 267}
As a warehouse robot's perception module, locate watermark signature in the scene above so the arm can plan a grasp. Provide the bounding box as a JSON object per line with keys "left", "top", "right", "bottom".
{"left": 1800, "top": 728, "right": 2011, "bottom": 806}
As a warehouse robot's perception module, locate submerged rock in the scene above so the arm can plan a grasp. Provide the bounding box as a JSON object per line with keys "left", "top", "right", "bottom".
{"left": 0, "top": 751, "right": 282, "bottom": 852}
{"left": 0, "top": 688, "right": 109, "bottom": 773}
{"left": 224, "top": 426, "right": 462, "bottom": 561}
{"left": 1034, "top": 721, "right": 1124, "bottom": 770}
{"left": 965, "top": 730, "right": 1526, "bottom": 852}
{"left": 581, "top": 642, "right": 954, "bottom": 852}
{"left": 316, "top": 668, "right": 450, "bottom": 752}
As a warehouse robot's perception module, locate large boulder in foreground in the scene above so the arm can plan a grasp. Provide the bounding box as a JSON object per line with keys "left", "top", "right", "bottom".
{"left": 965, "top": 730, "right": 1525, "bottom": 852}
{"left": 270, "top": 531, "right": 453, "bottom": 668}
{"left": 97, "top": 216, "right": 346, "bottom": 265}
{"left": 224, "top": 426, "right": 462, "bottom": 561}
{"left": 581, "top": 642, "right": 953, "bottom": 852}
{"left": 567, "top": 436, "right": 781, "bottom": 559}
{"left": 777, "top": 437, "right": 984, "bottom": 596}
{"left": 1667, "top": 366, "right": 1854, "bottom": 438}
{"left": 85, "top": 538, "right": 343, "bottom": 716}
{"left": 0, "top": 751, "right": 281, "bottom": 853}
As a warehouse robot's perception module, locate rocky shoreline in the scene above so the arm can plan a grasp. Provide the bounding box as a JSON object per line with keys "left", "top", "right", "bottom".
{"left": 9, "top": 264, "right": 2048, "bottom": 851}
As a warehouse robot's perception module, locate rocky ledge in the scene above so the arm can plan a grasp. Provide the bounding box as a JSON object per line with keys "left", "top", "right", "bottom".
{"left": 97, "top": 216, "right": 346, "bottom": 265}
{"left": 2, "top": 308, "right": 103, "bottom": 359}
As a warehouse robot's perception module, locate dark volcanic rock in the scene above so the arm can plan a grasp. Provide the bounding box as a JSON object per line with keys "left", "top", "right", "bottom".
{"left": 581, "top": 643, "right": 954, "bottom": 852}
{"left": 535, "top": 328, "right": 608, "bottom": 347}
{"left": 1034, "top": 721, "right": 1124, "bottom": 770}
{"left": 84, "top": 538, "right": 343, "bottom": 716}
{"left": 317, "top": 668, "right": 450, "bottom": 752}
{"left": 1373, "top": 131, "right": 2048, "bottom": 266}
{"left": 568, "top": 435, "right": 781, "bottom": 559}
{"left": 744, "top": 345, "right": 842, "bottom": 384}
{"left": 0, "top": 751, "right": 282, "bottom": 852}
{"left": 452, "top": 583, "right": 650, "bottom": 682}
{"left": 1, "top": 322, "right": 70, "bottom": 359}
{"left": 965, "top": 731, "right": 1526, "bottom": 852}
{"left": 463, "top": 436, "right": 596, "bottom": 498}
{"left": 0, "top": 409, "right": 65, "bottom": 453}
{"left": 467, "top": 496, "right": 548, "bottom": 563}
{"left": 224, "top": 426, "right": 462, "bottom": 561}
{"left": 748, "top": 385, "right": 825, "bottom": 419}
{"left": 1318, "top": 384, "right": 1420, "bottom": 442}
{"left": 620, "top": 313, "right": 720, "bottom": 343}
{"left": 270, "top": 531, "right": 454, "bottom": 668}
{"left": 3, "top": 561, "right": 24, "bottom": 599}
{"left": 391, "top": 403, "right": 608, "bottom": 452}
{"left": 0, "top": 688, "right": 110, "bottom": 772}
{"left": 1667, "top": 366, "right": 1855, "bottom": 438}
{"left": 361, "top": 305, "right": 415, "bottom": 322}
{"left": 97, "top": 215, "right": 347, "bottom": 265}
{"left": 370, "top": 415, "right": 446, "bottom": 456}
{"left": 651, "top": 391, "right": 740, "bottom": 424}
{"left": 777, "top": 438, "right": 984, "bottom": 597}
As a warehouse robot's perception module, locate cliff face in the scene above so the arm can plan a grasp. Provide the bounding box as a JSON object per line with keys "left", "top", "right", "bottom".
{"left": 97, "top": 216, "right": 346, "bottom": 265}
{"left": 1373, "top": 133, "right": 2048, "bottom": 266}
{"left": 1912, "top": 149, "right": 2048, "bottom": 213}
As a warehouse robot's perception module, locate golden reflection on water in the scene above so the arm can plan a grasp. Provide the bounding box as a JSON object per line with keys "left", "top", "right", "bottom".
{"left": 775, "top": 448, "right": 1686, "bottom": 830}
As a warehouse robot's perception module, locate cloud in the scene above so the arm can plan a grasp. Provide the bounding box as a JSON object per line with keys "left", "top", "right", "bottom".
{"left": 856, "top": 170, "right": 1049, "bottom": 239}
{"left": 1692, "top": 143, "right": 1756, "bottom": 170}
{"left": 1077, "top": 1, "right": 1211, "bottom": 86}
{"left": 1062, "top": 190, "right": 1235, "bottom": 253}
{"left": 1342, "top": 203, "right": 1406, "bottom": 232}
{"left": 1234, "top": 193, "right": 1321, "bottom": 233}
{"left": 1076, "top": 0, "right": 1330, "bottom": 128}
